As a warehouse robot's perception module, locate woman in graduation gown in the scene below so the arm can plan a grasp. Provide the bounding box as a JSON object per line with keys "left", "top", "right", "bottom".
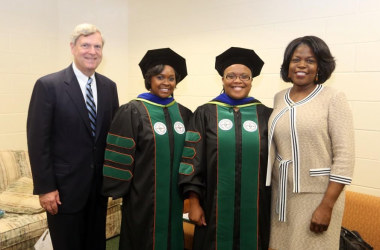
{"left": 178, "top": 47, "right": 272, "bottom": 250}
{"left": 102, "top": 48, "right": 192, "bottom": 250}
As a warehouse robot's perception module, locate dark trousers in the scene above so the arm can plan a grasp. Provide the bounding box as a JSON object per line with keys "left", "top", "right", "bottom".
{"left": 47, "top": 185, "right": 108, "bottom": 250}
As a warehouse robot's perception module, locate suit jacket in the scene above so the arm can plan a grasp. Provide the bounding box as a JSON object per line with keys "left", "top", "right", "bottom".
{"left": 27, "top": 65, "right": 119, "bottom": 213}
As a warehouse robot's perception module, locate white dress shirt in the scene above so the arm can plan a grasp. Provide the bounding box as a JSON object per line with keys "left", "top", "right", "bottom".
{"left": 72, "top": 63, "right": 98, "bottom": 111}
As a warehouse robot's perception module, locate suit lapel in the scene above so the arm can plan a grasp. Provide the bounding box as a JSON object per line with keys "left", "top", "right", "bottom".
{"left": 64, "top": 65, "right": 93, "bottom": 137}
{"left": 95, "top": 73, "right": 105, "bottom": 142}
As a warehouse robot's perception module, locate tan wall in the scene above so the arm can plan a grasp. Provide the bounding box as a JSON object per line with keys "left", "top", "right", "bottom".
{"left": 0, "top": 0, "right": 128, "bottom": 148}
{"left": 1, "top": 0, "right": 379, "bottom": 196}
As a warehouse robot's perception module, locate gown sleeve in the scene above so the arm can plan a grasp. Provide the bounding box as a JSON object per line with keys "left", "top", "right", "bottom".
{"left": 102, "top": 102, "right": 140, "bottom": 198}
{"left": 178, "top": 104, "right": 193, "bottom": 128}
{"left": 178, "top": 105, "right": 208, "bottom": 201}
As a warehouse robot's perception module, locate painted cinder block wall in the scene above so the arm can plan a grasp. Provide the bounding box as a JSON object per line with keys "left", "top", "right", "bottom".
{"left": 1, "top": 0, "right": 379, "bottom": 196}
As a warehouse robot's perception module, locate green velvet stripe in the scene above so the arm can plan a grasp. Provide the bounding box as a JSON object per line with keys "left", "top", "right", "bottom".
{"left": 103, "top": 165, "right": 132, "bottom": 181}
{"left": 240, "top": 105, "right": 260, "bottom": 250}
{"left": 143, "top": 102, "right": 170, "bottom": 250}
{"left": 182, "top": 147, "right": 196, "bottom": 159}
{"left": 107, "top": 133, "right": 135, "bottom": 149}
{"left": 104, "top": 150, "right": 133, "bottom": 165}
{"left": 167, "top": 104, "right": 186, "bottom": 250}
{"left": 142, "top": 101, "right": 185, "bottom": 250}
{"left": 179, "top": 162, "right": 194, "bottom": 175}
{"left": 185, "top": 131, "right": 201, "bottom": 142}
{"left": 216, "top": 105, "right": 236, "bottom": 250}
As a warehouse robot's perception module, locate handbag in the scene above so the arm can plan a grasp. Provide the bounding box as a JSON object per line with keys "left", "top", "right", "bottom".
{"left": 340, "top": 226, "right": 373, "bottom": 250}
{"left": 34, "top": 229, "right": 53, "bottom": 250}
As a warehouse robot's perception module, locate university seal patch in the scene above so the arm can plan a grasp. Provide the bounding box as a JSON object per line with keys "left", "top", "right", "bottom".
{"left": 154, "top": 122, "right": 167, "bottom": 135}
{"left": 174, "top": 121, "right": 185, "bottom": 134}
{"left": 243, "top": 120, "right": 257, "bottom": 132}
{"left": 218, "top": 119, "right": 233, "bottom": 131}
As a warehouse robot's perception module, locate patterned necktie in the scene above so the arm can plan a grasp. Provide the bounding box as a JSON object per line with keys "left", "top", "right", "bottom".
{"left": 86, "top": 77, "right": 96, "bottom": 137}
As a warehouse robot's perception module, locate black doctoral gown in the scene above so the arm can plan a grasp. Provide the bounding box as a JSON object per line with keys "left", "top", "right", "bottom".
{"left": 178, "top": 98, "right": 272, "bottom": 250}
{"left": 102, "top": 97, "right": 192, "bottom": 250}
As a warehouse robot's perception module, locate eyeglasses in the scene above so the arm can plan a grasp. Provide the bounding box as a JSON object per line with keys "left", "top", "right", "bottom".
{"left": 224, "top": 74, "right": 252, "bottom": 82}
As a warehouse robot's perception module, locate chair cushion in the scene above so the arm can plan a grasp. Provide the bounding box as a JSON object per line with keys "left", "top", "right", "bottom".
{"left": 0, "top": 177, "right": 43, "bottom": 214}
{"left": 342, "top": 191, "right": 380, "bottom": 249}
{"left": 106, "top": 201, "right": 122, "bottom": 239}
{"left": 0, "top": 212, "right": 47, "bottom": 249}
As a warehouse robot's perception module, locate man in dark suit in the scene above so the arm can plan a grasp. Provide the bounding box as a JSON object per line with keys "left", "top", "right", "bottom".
{"left": 27, "top": 23, "right": 119, "bottom": 250}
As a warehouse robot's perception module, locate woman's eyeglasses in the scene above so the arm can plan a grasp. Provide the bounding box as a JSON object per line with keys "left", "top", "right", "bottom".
{"left": 224, "top": 74, "right": 252, "bottom": 82}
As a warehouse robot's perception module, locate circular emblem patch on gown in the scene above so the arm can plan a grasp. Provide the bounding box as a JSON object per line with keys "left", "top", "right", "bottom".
{"left": 174, "top": 121, "right": 185, "bottom": 134}
{"left": 154, "top": 122, "right": 167, "bottom": 135}
{"left": 218, "top": 119, "right": 233, "bottom": 131}
{"left": 243, "top": 120, "right": 258, "bottom": 132}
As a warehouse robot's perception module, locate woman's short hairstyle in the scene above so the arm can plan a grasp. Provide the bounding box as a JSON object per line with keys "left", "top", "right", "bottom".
{"left": 71, "top": 23, "right": 104, "bottom": 45}
{"left": 144, "top": 64, "right": 180, "bottom": 90}
{"left": 280, "top": 36, "right": 335, "bottom": 84}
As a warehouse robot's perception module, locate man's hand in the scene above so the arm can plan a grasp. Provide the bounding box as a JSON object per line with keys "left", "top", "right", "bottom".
{"left": 39, "top": 190, "right": 61, "bottom": 215}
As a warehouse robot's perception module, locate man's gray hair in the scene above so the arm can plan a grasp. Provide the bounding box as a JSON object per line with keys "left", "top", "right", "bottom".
{"left": 71, "top": 23, "right": 105, "bottom": 45}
